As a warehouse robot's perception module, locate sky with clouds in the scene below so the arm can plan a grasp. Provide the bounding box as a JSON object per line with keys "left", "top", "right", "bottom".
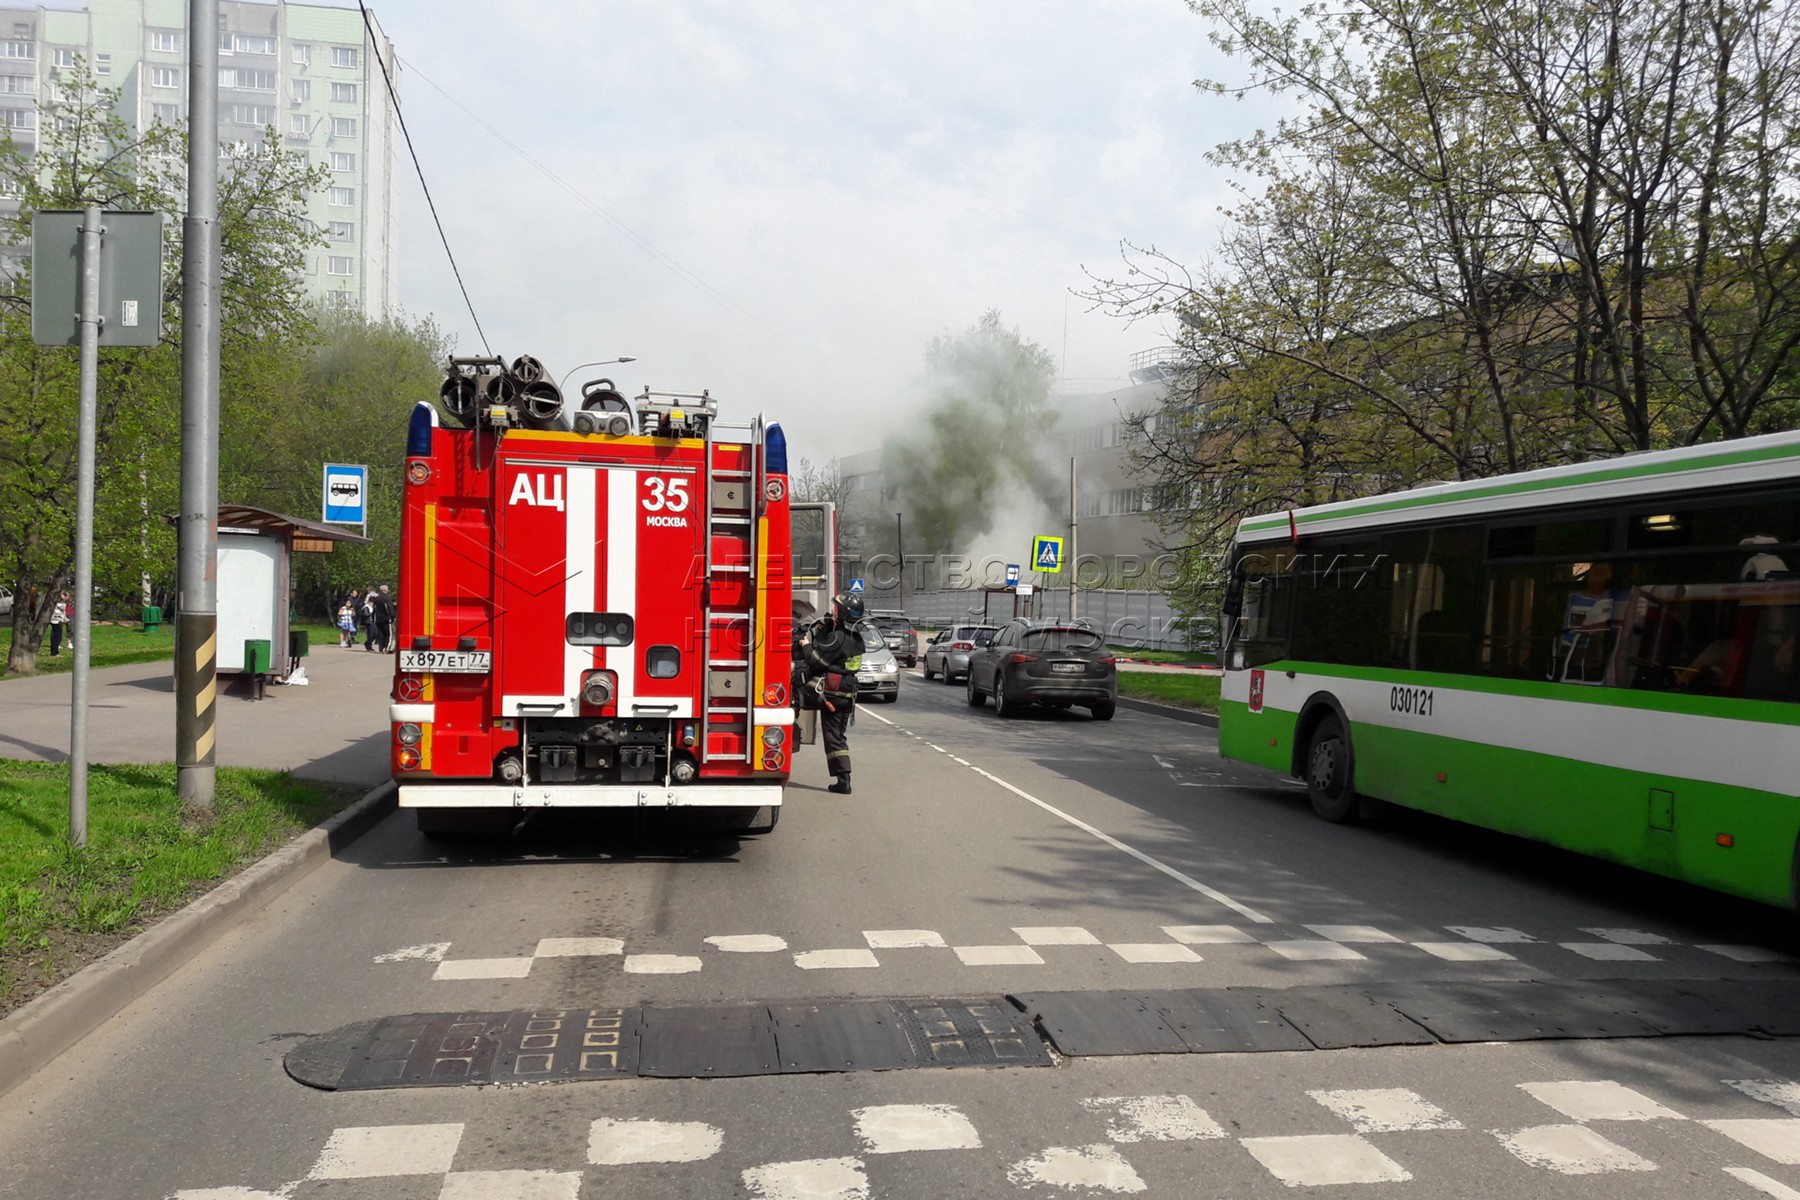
{"left": 367, "top": 0, "right": 1261, "bottom": 458}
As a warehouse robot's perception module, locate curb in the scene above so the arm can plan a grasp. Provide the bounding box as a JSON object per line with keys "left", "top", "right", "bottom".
{"left": 1116, "top": 696, "right": 1220, "bottom": 728}
{"left": 0, "top": 778, "right": 397, "bottom": 1101}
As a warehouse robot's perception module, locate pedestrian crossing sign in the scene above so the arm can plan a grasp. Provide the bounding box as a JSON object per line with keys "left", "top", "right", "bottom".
{"left": 1032, "top": 536, "right": 1064, "bottom": 573}
{"left": 848, "top": 578, "right": 865, "bottom": 593}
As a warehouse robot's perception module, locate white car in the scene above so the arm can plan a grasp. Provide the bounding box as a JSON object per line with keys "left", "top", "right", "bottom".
{"left": 853, "top": 620, "right": 900, "bottom": 702}
{"left": 0, "top": 585, "right": 11, "bottom": 617}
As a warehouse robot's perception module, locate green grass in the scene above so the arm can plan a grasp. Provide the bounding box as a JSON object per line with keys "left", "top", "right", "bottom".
{"left": 1110, "top": 646, "right": 1217, "bottom": 665}
{"left": 1118, "top": 672, "right": 1222, "bottom": 711}
{"left": 0, "top": 621, "right": 341, "bottom": 680}
{"left": 0, "top": 760, "right": 361, "bottom": 1012}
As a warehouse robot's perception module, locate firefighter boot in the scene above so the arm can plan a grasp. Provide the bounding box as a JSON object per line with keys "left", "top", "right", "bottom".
{"left": 828, "top": 774, "right": 852, "bottom": 795}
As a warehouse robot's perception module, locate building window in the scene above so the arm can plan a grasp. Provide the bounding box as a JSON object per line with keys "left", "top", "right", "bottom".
{"left": 94, "top": 53, "right": 111, "bottom": 76}
{"left": 329, "top": 151, "right": 353, "bottom": 172}
{"left": 218, "top": 28, "right": 233, "bottom": 53}
{"left": 223, "top": 69, "right": 276, "bottom": 91}
{"left": 292, "top": 43, "right": 310, "bottom": 65}
{"left": 330, "top": 82, "right": 356, "bottom": 103}
{"left": 232, "top": 104, "right": 274, "bottom": 126}
{"left": 327, "top": 255, "right": 354, "bottom": 276}
{"left": 331, "top": 116, "right": 356, "bottom": 137}
{"left": 329, "top": 185, "right": 354, "bottom": 206}
{"left": 151, "top": 66, "right": 181, "bottom": 89}
{"left": 0, "top": 75, "right": 33, "bottom": 95}
{"left": 288, "top": 113, "right": 308, "bottom": 136}
{"left": 151, "top": 31, "right": 181, "bottom": 53}
{"left": 328, "top": 220, "right": 354, "bottom": 241}
{"left": 2, "top": 41, "right": 34, "bottom": 60}
{"left": 0, "top": 108, "right": 36, "bottom": 128}
{"left": 290, "top": 79, "right": 310, "bottom": 101}
{"left": 331, "top": 46, "right": 359, "bottom": 68}
{"left": 50, "top": 48, "right": 74, "bottom": 68}
{"left": 152, "top": 102, "right": 180, "bottom": 123}
{"left": 234, "top": 35, "right": 275, "bottom": 55}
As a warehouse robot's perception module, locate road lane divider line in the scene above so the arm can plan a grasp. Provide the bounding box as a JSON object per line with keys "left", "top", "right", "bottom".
{"left": 863, "top": 709, "right": 1273, "bottom": 924}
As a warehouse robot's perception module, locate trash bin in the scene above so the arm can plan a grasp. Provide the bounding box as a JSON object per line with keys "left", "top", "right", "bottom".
{"left": 243, "top": 638, "right": 272, "bottom": 675}
{"left": 141, "top": 605, "right": 162, "bottom": 632}
{"left": 288, "top": 629, "right": 309, "bottom": 660}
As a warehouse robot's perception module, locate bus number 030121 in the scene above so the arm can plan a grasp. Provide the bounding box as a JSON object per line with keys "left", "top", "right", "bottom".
{"left": 1390, "top": 685, "right": 1434, "bottom": 717}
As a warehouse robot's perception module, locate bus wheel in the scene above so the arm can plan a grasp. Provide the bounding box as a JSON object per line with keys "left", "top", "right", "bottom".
{"left": 1305, "top": 715, "right": 1359, "bottom": 823}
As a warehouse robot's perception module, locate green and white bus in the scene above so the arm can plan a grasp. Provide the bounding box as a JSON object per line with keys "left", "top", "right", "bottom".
{"left": 1219, "top": 431, "right": 1800, "bottom": 907}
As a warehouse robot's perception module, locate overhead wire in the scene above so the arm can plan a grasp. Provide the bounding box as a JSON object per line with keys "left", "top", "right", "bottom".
{"left": 356, "top": 0, "right": 492, "bottom": 355}
{"left": 396, "top": 55, "right": 777, "bottom": 338}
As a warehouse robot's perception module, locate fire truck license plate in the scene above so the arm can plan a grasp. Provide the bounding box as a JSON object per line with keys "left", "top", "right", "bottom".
{"left": 400, "top": 650, "right": 492, "bottom": 674}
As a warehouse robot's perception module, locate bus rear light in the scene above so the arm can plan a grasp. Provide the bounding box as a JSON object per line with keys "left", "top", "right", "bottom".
{"left": 396, "top": 722, "right": 423, "bottom": 746}
{"left": 761, "top": 751, "right": 785, "bottom": 770}
{"left": 1436, "top": 772, "right": 1447, "bottom": 783}
{"left": 1717, "top": 833, "right": 1735, "bottom": 847}
{"left": 763, "top": 682, "right": 787, "bottom": 705}
{"left": 397, "top": 746, "right": 422, "bottom": 770}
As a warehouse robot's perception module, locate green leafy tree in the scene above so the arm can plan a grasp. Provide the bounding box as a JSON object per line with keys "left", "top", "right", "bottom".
{"left": 0, "top": 63, "right": 328, "bottom": 674}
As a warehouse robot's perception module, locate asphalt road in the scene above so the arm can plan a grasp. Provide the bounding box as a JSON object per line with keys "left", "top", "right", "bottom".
{"left": 4, "top": 667, "right": 1800, "bottom": 1199}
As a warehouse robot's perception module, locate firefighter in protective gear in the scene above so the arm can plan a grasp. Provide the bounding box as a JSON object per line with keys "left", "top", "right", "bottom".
{"left": 801, "top": 592, "right": 865, "bottom": 794}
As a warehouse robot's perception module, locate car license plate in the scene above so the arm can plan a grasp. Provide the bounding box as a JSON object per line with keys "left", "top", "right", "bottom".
{"left": 1052, "top": 662, "right": 1084, "bottom": 674}
{"left": 400, "top": 649, "right": 492, "bottom": 673}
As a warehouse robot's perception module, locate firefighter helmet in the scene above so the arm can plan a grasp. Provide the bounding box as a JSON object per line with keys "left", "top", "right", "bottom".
{"left": 832, "top": 592, "right": 865, "bottom": 626}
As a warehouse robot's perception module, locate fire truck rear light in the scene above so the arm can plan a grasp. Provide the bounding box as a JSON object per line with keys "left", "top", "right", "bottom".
{"left": 760, "top": 726, "right": 784, "bottom": 748}
{"left": 761, "top": 751, "right": 784, "bottom": 770}
{"left": 397, "top": 746, "right": 422, "bottom": 770}
{"left": 396, "top": 677, "right": 424, "bottom": 702}
{"left": 763, "top": 682, "right": 787, "bottom": 705}
{"left": 406, "top": 459, "right": 432, "bottom": 485}
{"left": 396, "top": 722, "right": 423, "bottom": 746}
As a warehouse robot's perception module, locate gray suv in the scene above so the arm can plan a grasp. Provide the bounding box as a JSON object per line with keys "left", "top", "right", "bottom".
{"left": 965, "top": 622, "right": 1117, "bottom": 720}
{"left": 921, "top": 623, "right": 997, "bottom": 684}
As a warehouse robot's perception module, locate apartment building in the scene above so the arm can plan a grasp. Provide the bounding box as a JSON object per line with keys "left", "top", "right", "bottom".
{"left": 0, "top": 0, "right": 396, "bottom": 314}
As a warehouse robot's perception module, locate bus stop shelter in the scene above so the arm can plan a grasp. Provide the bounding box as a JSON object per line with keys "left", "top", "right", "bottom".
{"left": 212, "top": 505, "right": 373, "bottom": 690}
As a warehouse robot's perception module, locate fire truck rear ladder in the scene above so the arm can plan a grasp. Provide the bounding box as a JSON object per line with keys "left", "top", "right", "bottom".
{"left": 702, "top": 416, "right": 765, "bottom": 765}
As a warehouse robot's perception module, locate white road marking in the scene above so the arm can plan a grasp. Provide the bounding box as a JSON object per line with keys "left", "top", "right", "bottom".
{"left": 588, "top": 1118, "right": 723, "bottom": 1165}
{"left": 534, "top": 937, "right": 623, "bottom": 957}
{"left": 742, "top": 1157, "right": 869, "bottom": 1200}
{"left": 172, "top": 1190, "right": 283, "bottom": 1199}
{"left": 953, "top": 945, "right": 1046, "bottom": 966}
{"left": 863, "top": 929, "right": 947, "bottom": 949}
{"left": 1519, "top": 1081, "right": 1685, "bottom": 1122}
{"left": 861, "top": 709, "right": 1273, "bottom": 924}
{"left": 1305, "top": 924, "right": 1403, "bottom": 943}
{"left": 1108, "top": 943, "right": 1203, "bottom": 964}
{"left": 439, "top": 1169, "right": 583, "bottom": 1199}
{"left": 1163, "top": 924, "right": 1254, "bottom": 944}
{"left": 622, "top": 954, "right": 703, "bottom": 975}
{"left": 1414, "top": 941, "right": 1517, "bottom": 962}
{"left": 1309, "top": 1088, "right": 1463, "bottom": 1133}
{"left": 950, "top": 756, "right": 971, "bottom": 765}
{"left": 1580, "top": 927, "right": 1673, "bottom": 945}
{"left": 1560, "top": 942, "right": 1659, "bottom": 962}
{"left": 373, "top": 942, "right": 449, "bottom": 964}
{"left": 1726, "top": 1166, "right": 1800, "bottom": 1198}
{"left": 1081, "top": 1095, "right": 1226, "bottom": 1142}
{"left": 1497, "top": 1125, "right": 1657, "bottom": 1174}
{"left": 433, "top": 957, "right": 534, "bottom": 981}
{"left": 1704, "top": 1120, "right": 1800, "bottom": 1164}
{"left": 794, "top": 949, "right": 882, "bottom": 969}
{"left": 705, "top": 934, "right": 789, "bottom": 953}
{"left": 1005, "top": 1145, "right": 1147, "bottom": 1193}
{"left": 1014, "top": 926, "right": 1100, "bottom": 946}
{"left": 1702, "top": 945, "right": 1795, "bottom": 963}
{"left": 1266, "top": 940, "right": 1366, "bottom": 962}
{"left": 308, "top": 1123, "right": 463, "bottom": 1179}
{"left": 1240, "top": 1134, "right": 1412, "bottom": 1186}
{"left": 1447, "top": 926, "right": 1538, "bottom": 943}
{"left": 1730, "top": 1081, "right": 1800, "bottom": 1116}
{"left": 851, "top": 1104, "right": 982, "bottom": 1154}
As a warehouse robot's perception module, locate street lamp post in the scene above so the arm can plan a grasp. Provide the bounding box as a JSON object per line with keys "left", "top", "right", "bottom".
{"left": 895, "top": 512, "right": 905, "bottom": 611}
{"left": 557, "top": 356, "right": 637, "bottom": 394}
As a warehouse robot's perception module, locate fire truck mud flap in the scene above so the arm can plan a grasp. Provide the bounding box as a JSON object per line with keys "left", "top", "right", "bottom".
{"left": 397, "top": 784, "right": 784, "bottom": 810}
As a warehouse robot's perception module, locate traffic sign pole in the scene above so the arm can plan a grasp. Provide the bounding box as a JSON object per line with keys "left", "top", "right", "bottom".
{"left": 66, "top": 205, "right": 101, "bottom": 848}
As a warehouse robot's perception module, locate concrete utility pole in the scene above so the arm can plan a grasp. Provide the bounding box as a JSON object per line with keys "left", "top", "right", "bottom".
{"left": 894, "top": 513, "right": 905, "bottom": 611}
{"left": 1068, "top": 457, "right": 1078, "bottom": 622}
{"left": 66, "top": 205, "right": 101, "bottom": 847}
{"left": 176, "top": 0, "right": 221, "bottom": 813}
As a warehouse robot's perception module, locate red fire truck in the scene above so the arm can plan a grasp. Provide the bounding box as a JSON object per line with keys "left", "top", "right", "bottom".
{"left": 390, "top": 357, "right": 794, "bottom": 836}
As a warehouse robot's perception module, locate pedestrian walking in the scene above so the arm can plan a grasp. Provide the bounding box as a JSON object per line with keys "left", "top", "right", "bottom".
{"left": 48, "top": 590, "right": 69, "bottom": 657}
{"left": 374, "top": 584, "right": 396, "bottom": 653}
{"left": 800, "top": 592, "right": 866, "bottom": 794}
{"left": 336, "top": 595, "right": 357, "bottom": 647}
{"left": 369, "top": 585, "right": 394, "bottom": 653}
{"left": 360, "top": 588, "right": 378, "bottom": 650}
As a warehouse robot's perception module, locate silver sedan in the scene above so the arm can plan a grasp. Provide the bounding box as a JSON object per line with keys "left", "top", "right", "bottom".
{"left": 921, "top": 624, "right": 998, "bottom": 684}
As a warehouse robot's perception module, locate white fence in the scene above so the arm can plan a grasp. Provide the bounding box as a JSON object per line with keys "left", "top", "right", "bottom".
{"left": 863, "top": 588, "right": 1201, "bottom": 651}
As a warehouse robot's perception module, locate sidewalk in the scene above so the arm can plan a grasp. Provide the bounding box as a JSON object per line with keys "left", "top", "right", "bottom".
{"left": 0, "top": 644, "right": 394, "bottom": 786}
